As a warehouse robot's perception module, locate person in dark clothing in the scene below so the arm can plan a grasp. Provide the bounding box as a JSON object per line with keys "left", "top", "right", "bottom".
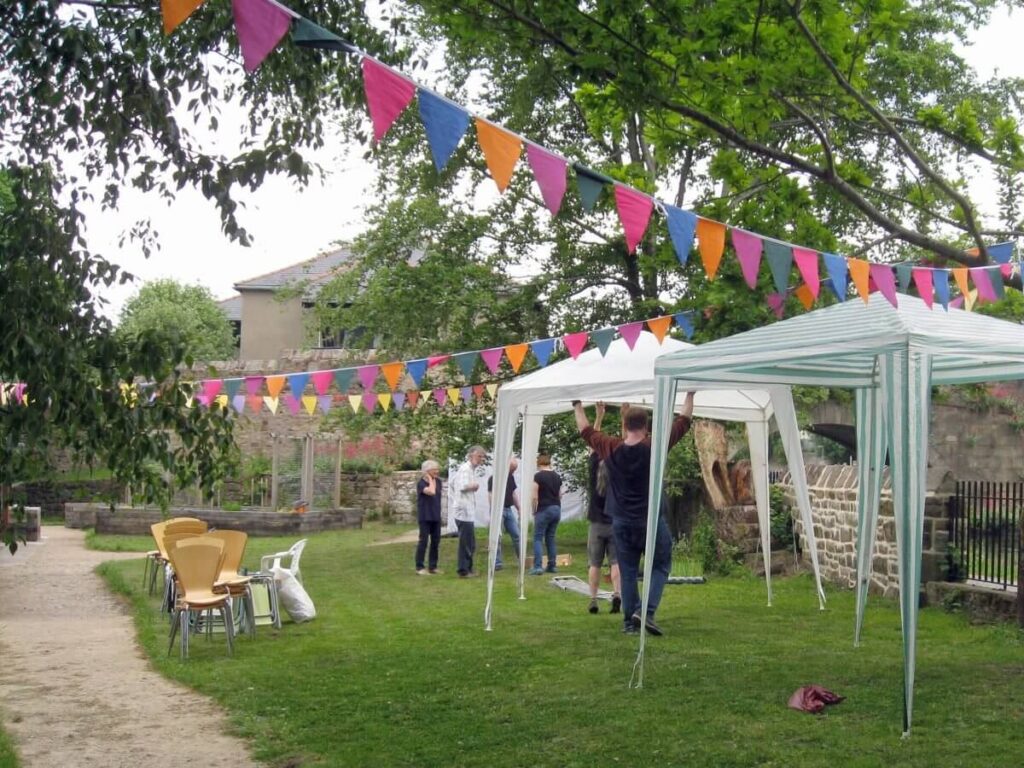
{"left": 574, "top": 394, "right": 694, "bottom": 635}
{"left": 529, "top": 454, "right": 563, "bottom": 575}
{"left": 414, "top": 459, "right": 443, "bottom": 574}
{"left": 487, "top": 456, "right": 521, "bottom": 571}
{"left": 586, "top": 402, "right": 621, "bottom": 615}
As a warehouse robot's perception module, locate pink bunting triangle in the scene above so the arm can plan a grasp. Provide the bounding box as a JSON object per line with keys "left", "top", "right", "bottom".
{"left": 869, "top": 264, "right": 898, "bottom": 307}
{"left": 613, "top": 185, "right": 654, "bottom": 254}
{"left": 202, "top": 379, "right": 223, "bottom": 401}
{"left": 562, "top": 332, "right": 589, "bottom": 360}
{"left": 357, "top": 365, "right": 380, "bottom": 390}
{"left": 244, "top": 376, "right": 264, "bottom": 396}
{"left": 480, "top": 347, "right": 504, "bottom": 374}
{"left": 283, "top": 393, "right": 301, "bottom": 415}
{"left": 311, "top": 370, "right": 334, "bottom": 395}
{"left": 362, "top": 58, "right": 416, "bottom": 143}
{"left": 427, "top": 354, "right": 449, "bottom": 368}
{"left": 793, "top": 248, "right": 820, "bottom": 299}
{"left": 617, "top": 321, "right": 644, "bottom": 350}
{"left": 232, "top": 0, "right": 294, "bottom": 73}
{"left": 1000, "top": 263, "right": 1013, "bottom": 278}
{"left": 362, "top": 392, "right": 378, "bottom": 412}
{"left": 911, "top": 268, "right": 934, "bottom": 309}
{"left": 433, "top": 388, "right": 447, "bottom": 407}
{"left": 766, "top": 293, "right": 785, "bottom": 319}
{"left": 731, "top": 230, "right": 764, "bottom": 289}
{"left": 526, "top": 144, "right": 568, "bottom": 216}
{"left": 969, "top": 267, "right": 997, "bottom": 302}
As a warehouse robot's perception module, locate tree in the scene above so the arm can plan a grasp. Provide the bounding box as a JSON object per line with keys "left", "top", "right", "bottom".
{"left": 0, "top": 166, "right": 237, "bottom": 554}
{"left": 118, "top": 279, "right": 237, "bottom": 361}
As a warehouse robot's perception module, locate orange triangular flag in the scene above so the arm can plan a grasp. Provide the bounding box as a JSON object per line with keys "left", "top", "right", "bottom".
{"left": 646, "top": 316, "right": 673, "bottom": 343}
{"left": 263, "top": 396, "right": 279, "bottom": 414}
{"left": 848, "top": 257, "right": 871, "bottom": 303}
{"left": 696, "top": 219, "right": 726, "bottom": 280}
{"left": 347, "top": 394, "right": 362, "bottom": 413}
{"left": 381, "top": 362, "right": 404, "bottom": 391}
{"left": 951, "top": 268, "right": 970, "bottom": 300}
{"left": 475, "top": 118, "right": 522, "bottom": 193}
{"left": 378, "top": 393, "right": 392, "bottom": 412}
{"left": 302, "top": 395, "right": 318, "bottom": 415}
{"left": 265, "top": 375, "right": 285, "bottom": 398}
{"left": 246, "top": 395, "right": 263, "bottom": 414}
{"left": 505, "top": 343, "right": 529, "bottom": 373}
{"left": 794, "top": 284, "right": 815, "bottom": 310}
{"left": 486, "top": 383, "right": 499, "bottom": 400}
{"left": 161, "top": 0, "right": 204, "bottom": 34}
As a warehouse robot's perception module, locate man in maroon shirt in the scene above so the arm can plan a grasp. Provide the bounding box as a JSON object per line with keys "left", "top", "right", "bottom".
{"left": 573, "top": 393, "right": 694, "bottom": 635}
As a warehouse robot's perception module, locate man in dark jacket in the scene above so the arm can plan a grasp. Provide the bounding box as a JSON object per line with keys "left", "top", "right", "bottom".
{"left": 573, "top": 393, "right": 694, "bottom": 635}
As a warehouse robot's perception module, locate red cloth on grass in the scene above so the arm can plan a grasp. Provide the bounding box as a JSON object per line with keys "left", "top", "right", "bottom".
{"left": 787, "top": 685, "right": 844, "bottom": 714}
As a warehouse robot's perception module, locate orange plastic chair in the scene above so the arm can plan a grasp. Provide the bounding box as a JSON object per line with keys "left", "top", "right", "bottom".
{"left": 166, "top": 540, "right": 233, "bottom": 659}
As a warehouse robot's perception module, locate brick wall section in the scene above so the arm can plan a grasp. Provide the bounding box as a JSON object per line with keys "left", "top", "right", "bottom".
{"left": 20, "top": 480, "right": 122, "bottom": 517}
{"left": 78, "top": 506, "right": 363, "bottom": 536}
{"left": 777, "top": 464, "right": 953, "bottom": 599}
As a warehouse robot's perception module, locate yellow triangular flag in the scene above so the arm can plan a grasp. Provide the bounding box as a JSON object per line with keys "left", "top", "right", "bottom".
{"left": 378, "top": 393, "right": 392, "bottom": 412}
{"left": 447, "top": 387, "right": 461, "bottom": 406}
{"left": 964, "top": 287, "right": 978, "bottom": 312}
{"left": 646, "top": 316, "right": 672, "bottom": 343}
{"left": 486, "top": 383, "right": 499, "bottom": 400}
{"left": 794, "top": 284, "right": 815, "bottom": 310}
{"left": 847, "top": 257, "right": 870, "bottom": 303}
{"left": 185, "top": 395, "right": 195, "bottom": 409}
{"left": 214, "top": 394, "right": 228, "bottom": 410}
{"left": 381, "top": 362, "right": 404, "bottom": 391}
{"left": 161, "top": 0, "right": 204, "bottom": 35}
{"left": 348, "top": 394, "right": 362, "bottom": 413}
{"left": 504, "top": 343, "right": 529, "bottom": 373}
{"left": 302, "top": 395, "right": 318, "bottom": 415}
{"left": 951, "top": 268, "right": 970, "bottom": 301}
{"left": 475, "top": 118, "right": 522, "bottom": 192}
{"left": 420, "top": 390, "right": 432, "bottom": 408}
{"left": 265, "top": 375, "right": 286, "bottom": 398}
{"left": 263, "top": 396, "right": 279, "bottom": 414}
{"left": 696, "top": 219, "right": 726, "bottom": 280}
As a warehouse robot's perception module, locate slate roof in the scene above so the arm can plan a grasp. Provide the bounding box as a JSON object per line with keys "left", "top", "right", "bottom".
{"left": 232, "top": 245, "right": 356, "bottom": 297}
{"left": 217, "top": 294, "right": 242, "bottom": 322}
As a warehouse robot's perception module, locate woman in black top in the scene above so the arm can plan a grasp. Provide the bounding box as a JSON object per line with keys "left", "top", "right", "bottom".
{"left": 530, "top": 454, "right": 563, "bottom": 575}
{"left": 415, "top": 459, "right": 443, "bottom": 574}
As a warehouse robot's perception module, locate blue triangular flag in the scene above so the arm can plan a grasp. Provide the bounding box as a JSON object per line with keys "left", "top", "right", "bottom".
{"left": 591, "top": 327, "right": 615, "bottom": 357}
{"left": 822, "top": 253, "right": 848, "bottom": 301}
{"left": 530, "top": 338, "right": 555, "bottom": 367}
{"left": 674, "top": 312, "right": 695, "bottom": 339}
{"left": 405, "top": 358, "right": 428, "bottom": 387}
{"left": 573, "top": 164, "right": 609, "bottom": 212}
{"left": 933, "top": 268, "right": 950, "bottom": 310}
{"left": 224, "top": 378, "right": 242, "bottom": 399}
{"left": 334, "top": 368, "right": 354, "bottom": 393}
{"left": 663, "top": 204, "right": 697, "bottom": 266}
{"left": 451, "top": 351, "right": 477, "bottom": 379}
{"left": 988, "top": 242, "right": 1014, "bottom": 264}
{"left": 895, "top": 262, "right": 913, "bottom": 293}
{"left": 417, "top": 89, "right": 470, "bottom": 172}
{"left": 764, "top": 241, "right": 794, "bottom": 294}
{"left": 287, "top": 373, "right": 310, "bottom": 396}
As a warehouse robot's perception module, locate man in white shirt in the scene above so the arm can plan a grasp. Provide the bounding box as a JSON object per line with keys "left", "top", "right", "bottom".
{"left": 451, "top": 445, "right": 486, "bottom": 577}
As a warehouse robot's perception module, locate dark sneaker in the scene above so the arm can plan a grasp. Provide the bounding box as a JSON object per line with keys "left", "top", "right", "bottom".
{"left": 494, "top": 563, "right": 504, "bottom": 571}
{"left": 428, "top": 569, "right": 442, "bottom": 575}
{"left": 633, "top": 612, "right": 663, "bottom": 636}
{"left": 545, "top": 566, "right": 558, "bottom": 574}
{"left": 622, "top": 623, "right": 639, "bottom": 635}
{"left": 610, "top": 595, "right": 622, "bottom": 614}
{"left": 588, "top": 599, "right": 599, "bottom": 615}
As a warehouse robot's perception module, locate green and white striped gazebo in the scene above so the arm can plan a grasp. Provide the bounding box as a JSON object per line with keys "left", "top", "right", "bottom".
{"left": 640, "top": 293, "right": 1024, "bottom": 734}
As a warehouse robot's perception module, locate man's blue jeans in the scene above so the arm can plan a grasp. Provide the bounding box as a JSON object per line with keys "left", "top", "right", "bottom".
{"left": 495, "top": 506, "right": 521, "bottom": 567}
{"left": 613, "top": 516, "right": 672, "bottom": 625}
{"left": 532, "top": 505, "right": 561, "bottom": 571}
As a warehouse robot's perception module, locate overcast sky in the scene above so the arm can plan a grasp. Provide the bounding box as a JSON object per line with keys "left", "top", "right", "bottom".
{"left": 86, "top": 6, "right": 1024, "bottom": 321}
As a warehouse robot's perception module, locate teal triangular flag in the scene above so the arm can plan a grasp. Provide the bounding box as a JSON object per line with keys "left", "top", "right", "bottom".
{"left": 988, "top": 266, "right": 1005, "bottom": 299}
{"left": 764, "top": 241, "right": 794, "bottom": 294}
{"left": 292, "top": 18, "right": 357, "bottom": 52}
{"left": 591, "top": 327, "right": 615, "bottom": 356}
{"left": 334, "top": 368, "right": 354, "bottom": 393}
{"left": 573, "top": 164, "right": 610, "bottom": 212}
{"left": 895, "top": 262, "right": 913, "bottom": 293}
{"left": 530, "top": 338, "right": 555, "bottom": 367}
{"left": 287, "top": 373, "right": 310, "bottom": 395}
{"left": 224, "top": 378, "right": 242, "bottom": 399}
{"left": 451, "top": 351, "right": 478, "bottom": 379}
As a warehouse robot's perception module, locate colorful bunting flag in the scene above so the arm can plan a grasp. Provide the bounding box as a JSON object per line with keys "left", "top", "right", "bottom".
{"left": 418, "top": 89, "right": 469, "bottom": 171}
{"left": 764, "top": 241, "right": 794, "bottom": 295}
{"left": 302, "top": 395, "right": 318, "bottom": 415}
{"left": 283, "top": 393, "right": 301, "bottom": 415}
{"left": 454, "top": 386, "right": 468, "bottom": 405}
{"left": 951, "top": 268, "right": 969, "bottom": 300}
{"left": 895, "top": 263, "right": 913, "bottom": 294}
{"left": 731, "top": 229, "right": 763, "bottom": 289}
{"left": 287, "top": 372, "right": 309, "bottom": 395}
{"left": 664, "top": 205, "right": 697, "bottom": 266}
{"left": 646, "top": 316, "right": 672, "bottom": 343}
{"left": 433, "top": 388, "right": 447, "bottom": 407}
{"left": 486, "top": 383, "right": 499, "bottom": 400}
{"left": 232, "top": 394, "right": 246, "bottom": 414}
{"left": 674, "top": 312, "right": 695, "bottom": 339}
{"left": 912, "top": 268, "right": 934, "bottom": 309}
{"left": 504, "top": 343, "right": 528, "bottom": 373}
{"left": 475, "top": 118, "right": 521, "bottom": 192}
{"left": 161, "top": 0, "right": 204, "bottom": 35}
{"left": 451, "top": 352, "right": 477, "bottom": 379}
{"left": 573, "top": 165, "right": 608, "bottom": 212}
{"left": 357, "top": 365, "right": 379, "bottom": 390}
{"left": 869, "top": 264, "right": 898, "bottom": 307}
{"left": 291, "top": 17, "right": 356, "bottom": 51}
{"left": 362, "top": 392, "right": 378, "bottom": 412}
{"left": 988, "top": 266, "right": 1006, "bottom": 300}
{"left": 591, "top": 327, "right": 615, "bottom": 357}
{"left": 406, "top": 390, "right": 420, "bottom": 409}
{"left": 617, "top": 321, "right": 644, "bottom": 350}
{"left": 232, "top": 0, "right": 295, "bottom": 73}
{"left": 614, "top": 185, "right": 654, "bottom": 254}
{"left": 245, "top": 375, "right": 264, "bottom": 396}
{"left": 562, "top": 332, "right": 589, "bottom": 360}
{"left": 530, "top": 339, "right": 555, "bottom": 368}
{"left": 472, "top": 384, "right": 485, "bottom": 400}
{"left": 933, "top": 269, "right": 950, "bottom": 310}
{"left": 696, "top": 219, "right": 726, "bottom": 280}
{"left": 265, "top": 375, "right": 285, "bottom": 398}
{"left": 480, "top": 348, "right": 504, "bottom": 375}
{"left": 381, "top": 362, "right": 404, "bottom": 391}
{"left": 263, "top": 396, "right": 279, "bottom": 414}
{"left": 822, "top": 253, "right": 848, "bottom": 301}
{"left": 988, "top": 242, "right": 1014, "bottom": 264}
{"left": 405, "top": 359, "right": 428, "bottom": 387}
{"left": 526, "top": 145, "right": 568, "bottom": 216}
{"left": 247, "top": 395, "right": 263, "bottom": 414}
{"left": 362, "top": 58, "right": 416, "bottom": 142}
{"left": 378, "top": 393, "right": 392, "bottom": 412}
{"left": 794, "top": 284, "right": 815, "bottom": 310}
{"left": 766, "top": 293, "right": 786, "bottom": 319}
{"left": 224, "top": 378, "right": 242, "bottom": 400}
{"left": 793, "top": 248, "right": 820, "bottom": 299}
{"left": 348, "top": 394, "right": 362, "bottom": 413}
{"left": 848, "top": 258, "right": 871, "bottom": 303}
{"left": 970, "top": 268, "right": 997, "bottom": 303}
{"left": 203, "top": 379, "right": 223, "bottom": 401}
{"left": 317, "top": 394, "right": 332, "bottom": 414}
{"left": 334, "top": 368, "right": 354, "bottom": 393}
{"left": 427, "top": 354, "right": 450, "bottom": 368}
{"left": 311, "top": 370, "right": 333, "bottom": 395}
{"left": 392, "top": 392, "right": 406, "bottom": 411}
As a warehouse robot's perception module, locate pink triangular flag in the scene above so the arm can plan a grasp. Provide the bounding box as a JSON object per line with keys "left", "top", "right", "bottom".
{"left": 617, "top": 321, "right": 644, "bottom": 350}
{"left": 480, "top": 347, "right": 504, "bottom": 374}
{"left": 311, "top": 370, "right": 334, "bottom": 395}
{"left": 244, "top": 376, "right": 264, "bottom": 396}
{"left": 433, "top": 388, "right": 447, "bottom": 407}
{"left": 869, "top": 264, "right": 898, "bottom": 307}
{"left": 613, "top": 185, "right": 654, "bottom": 254}
{"left": 358, "top": 365, "right": 380, "bottom": 390}
{"left": 1000, "top": 263, "right": 1013, "bottom": 278}
{"left": 969, "top": 267, "right": 997, "bottom": 302}
{"left": 202, "top": 379, "right": 223, "bottom": 401}
{"left": 911, "top": 268, "right": 934, "bottom": 309}
{"left": 427, "top": 355, "right": 450, "bottom": 368}
{"left": 793, "top": 248, "right": 820, "bottom": 299}
{"left": 361, "top": 58, "right": 416, "bottom": 143}
{"left": 362, "top": 392, "right": 378, "bottom": 412}
{"left": 950, "top": 296, "right": 965, "bottom": 310}
{"left": 731, "top": 229, "right": 764, "bottom": 289}
{"left": 232, "top": 0, "right": 294, "bottom": 73}
{"left": 562, "top": 331, "right": 589, "bottom": 360}
{"left": 283, "top": 393, "right": 302, "bottom": 415}
{"left": 766, "top": 293, "right": 785, "bottom": 318}
{"left": 526, "top": 144, "right": 568, "bottom": 216}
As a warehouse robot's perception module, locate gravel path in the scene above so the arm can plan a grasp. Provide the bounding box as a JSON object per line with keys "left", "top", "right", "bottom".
{"left": 0, "top": 527, "right": 259, "bottom": 768}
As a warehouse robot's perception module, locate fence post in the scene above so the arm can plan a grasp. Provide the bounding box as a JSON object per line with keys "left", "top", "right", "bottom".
{"left": 1018, "top": 513, "right": 1023, "bottom": 629}
{"left": 334, "top": 435, "right": 343, "bottom": 509}
{"left": 270, "top": 433, "right": 279, "bottom": 511}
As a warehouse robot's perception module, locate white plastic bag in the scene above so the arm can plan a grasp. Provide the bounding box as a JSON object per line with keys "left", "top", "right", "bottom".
{"left": 271, "top": 567, "right": 316, "bottom": 623}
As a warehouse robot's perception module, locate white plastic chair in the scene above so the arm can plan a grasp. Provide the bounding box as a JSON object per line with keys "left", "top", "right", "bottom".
{"left": 260, "top": 538, "right": 307, "bottom": 585}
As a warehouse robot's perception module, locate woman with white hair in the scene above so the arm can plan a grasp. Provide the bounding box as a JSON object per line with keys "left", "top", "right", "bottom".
{"left": 415, "top": 459, "right": 443, "bottom": 575}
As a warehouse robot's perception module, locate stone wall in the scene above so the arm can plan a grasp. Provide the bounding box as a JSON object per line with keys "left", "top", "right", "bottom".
{"left": 777, "top": 464, "right": 954, "bottom": 599}
{"left": 341, "top": 470, "right": 448, "bottom": 524}
{"left": 20, "top": 480, "right": 123, "bottom": 518}
{"left": 70, "top": 505, "right": 362, "bottom": 536}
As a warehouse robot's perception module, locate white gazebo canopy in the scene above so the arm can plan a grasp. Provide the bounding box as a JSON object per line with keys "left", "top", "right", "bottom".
{"left": 643, "top": 293, "right": 1024, "bottom": 734}
{"left": 484, "top": 331, "right": 826, "bottom": 630}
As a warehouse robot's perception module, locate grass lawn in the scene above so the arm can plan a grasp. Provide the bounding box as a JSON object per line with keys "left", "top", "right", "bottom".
{"left": 96, "top": 521, "right": 1024, "bottom": 768}
{"left": 0, "top": 726, "right": 17, "bottom": 768}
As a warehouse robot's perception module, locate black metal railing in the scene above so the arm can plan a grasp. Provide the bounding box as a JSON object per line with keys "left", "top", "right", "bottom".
{"left": 948, "top": 480, "right": 1022, "bottom": 590}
